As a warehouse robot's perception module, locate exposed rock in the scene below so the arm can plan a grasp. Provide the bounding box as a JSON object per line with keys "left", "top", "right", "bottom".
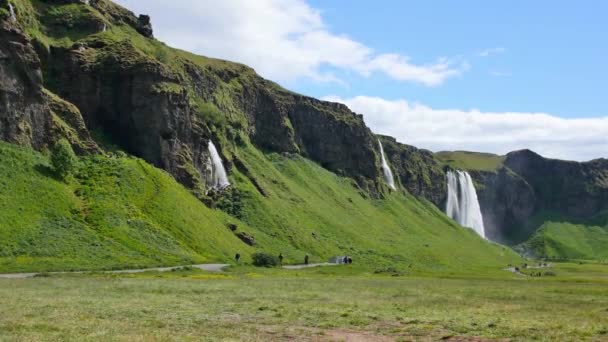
{"left": 471, "top": 168, "right": 537, "bottom": 244}
{"left": 44, "top": 41, "right": 213, "bottom": 192}
{"left": 504, "top": 150, "right": 608, "bottom": 218}
{"left": 378, "top": 136, "right": 446, "bottom": 206}
{"left": 226, "top": 223, "right": 238, "bottom": 232}
{"left": 0, "top": 22, "right": 52, "bottom": 149}
{"left": 470, "top": 150, "right": 608, "bottom": 244}
{"left": 236, "top": 232, "right": 255, "bottom": 246}
{"left": 136, "top": 14, "right": 152, "bottom": 38}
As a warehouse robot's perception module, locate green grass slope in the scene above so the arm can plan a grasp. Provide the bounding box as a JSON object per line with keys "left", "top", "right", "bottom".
{"left": 219, "top": 143, "right": 520, "bottom": 274}
{"left": 518, "top": 220, "right": 608, "bottom": 260}
{"left": 0, "top": 142, "right": 521, "bottom": 274}
{"left": 0, "top": 142, "right": 256, "bottom": 272}
{"left": 436, "top": 151, "right": 504, "bottom": 171}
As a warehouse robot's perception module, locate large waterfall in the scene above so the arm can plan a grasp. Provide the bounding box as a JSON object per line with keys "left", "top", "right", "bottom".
{"left": 378, "top": 140, "right": 396, "bottom": 190}
{"left": 8, "top": 3, "right": 16, "bottom": 22}
{"left": 445, "top": 171, "right": 486, "bottom": 238}
{"left": 208, "top": 141, "right": 230, "bottom": 190}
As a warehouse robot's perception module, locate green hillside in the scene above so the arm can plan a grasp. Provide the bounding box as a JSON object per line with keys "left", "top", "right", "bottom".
{"left": 518, "top": 219, "right": 608, "bottom": 260}
{"left": 0, "top": 142, "right": 257, "bottom": 272}
{"left": 0, "top": 141, "right": 521, "bottom": 273}
{"left": 436, "top": 151, "right": 504, "bottom": 171}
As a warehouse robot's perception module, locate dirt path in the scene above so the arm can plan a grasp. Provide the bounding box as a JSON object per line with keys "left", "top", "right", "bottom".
{"left": 282, "top": 262, "right": 338, "bottom": 270}
{"left": 0, "top": 264, "right": 230, "bottom": 279}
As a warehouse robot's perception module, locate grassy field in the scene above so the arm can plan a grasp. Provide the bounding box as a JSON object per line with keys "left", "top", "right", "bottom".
{"left": 436, "top": 151, "right": 504, "bottom": 171}
{"left": 1, "top": 263, "right": 607, "bottom": 341}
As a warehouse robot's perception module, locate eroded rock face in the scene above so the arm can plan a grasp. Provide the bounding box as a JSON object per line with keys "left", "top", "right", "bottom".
{"left": 378, "top": 136, "right": 447, "bottom": 206}
{"left": 470, "top": 150, "right": 608, "bottom": 244}
{"left": 45, "top": 42, "right": 212, "bottom": 193}
{"left": 0, "top": 22, "right": 51, "bottom": 149}
{"left": 471, "top": 168, "right": 537, "bottom": 244}
{"left": 504, "top": 150, "right": 608, "bottom": 218}
{"left": 183, "top": 63, "right": 383, "bottom": 194}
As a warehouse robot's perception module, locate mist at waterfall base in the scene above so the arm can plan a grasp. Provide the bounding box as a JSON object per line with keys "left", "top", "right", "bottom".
{"left": 207, "top": 141, "right": 230, "bottom": 190}
{"left": 445, "top": 171, "right": 486, "bottom": 238}
{"left": 378, "top": 140, "right": 396, "bottom": 190}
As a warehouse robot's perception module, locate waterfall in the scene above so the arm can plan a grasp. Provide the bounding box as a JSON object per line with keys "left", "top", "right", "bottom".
{"left": 8, "top": 3, "right": 16, "bottom": 22}
{"left": 445, "top": 170, "right": 485, "bottom": 238}
{"left": 378, "top": 140, "right": 396, "bottom": 190}
{"left": 208, "top": 141, "right": 230, "bottom": 190}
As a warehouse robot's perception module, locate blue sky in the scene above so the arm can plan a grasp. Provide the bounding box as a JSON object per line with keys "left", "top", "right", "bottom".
{"left": 301, "top": 0, "right": 608, "bottom": 117}
{"left": 116, "top": 0, "right": 607, "bottom": 160}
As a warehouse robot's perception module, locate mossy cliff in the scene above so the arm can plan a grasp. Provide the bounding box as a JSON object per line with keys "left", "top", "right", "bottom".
{"left": 449, "top": 150, "right": 608, "bottom": 246}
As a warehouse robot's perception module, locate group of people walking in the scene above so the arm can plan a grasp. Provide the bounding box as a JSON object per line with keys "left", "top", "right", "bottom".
{"left": 234, "top": 252, "right": 352, "bottom": 266}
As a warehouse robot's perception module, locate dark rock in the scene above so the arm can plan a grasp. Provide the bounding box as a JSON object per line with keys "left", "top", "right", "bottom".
{"left": 470, "top": 150, "right": 608, "bottom": 244}
{"left": 378, "top": 135, "right": 446, "bottom": 206}
{"left": 236, "top": 232, "right": 255, "bottom": 246}
{"left": 136, "top": 14, "right": 153, "bottom": 38}
{"left": 0, "top": 22, "right": 52, "bottom": 149}
{"left": 227, "top": 223, "right": 238, "bottom": 232}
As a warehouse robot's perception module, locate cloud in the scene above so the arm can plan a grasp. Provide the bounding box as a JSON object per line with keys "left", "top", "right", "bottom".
{"left": 322, "top": 96, "right": 608, "bottom": 161}
{"left": 478, "top": 47, "right": 506, "bottom": 57}
{"left": 114, "top": 0, "right": 465, "bottom": 86}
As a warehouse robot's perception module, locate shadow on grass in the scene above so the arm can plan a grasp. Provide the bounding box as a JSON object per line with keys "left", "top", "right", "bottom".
{"left": 34, "top": 164, "right": 61, "bottom": 181}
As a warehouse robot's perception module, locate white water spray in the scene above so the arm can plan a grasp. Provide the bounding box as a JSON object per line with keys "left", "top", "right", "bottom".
{"left": 378, "top": 140, "right": 396, "bottom": 190}
{"left": 8, "top": 3, "right": 16, "bottom": 22}
{"left": 208, "top": 141, "right": 230, "bottom": 190}
{"left": 445, "top": 170, "right": 485, "bottom": 238}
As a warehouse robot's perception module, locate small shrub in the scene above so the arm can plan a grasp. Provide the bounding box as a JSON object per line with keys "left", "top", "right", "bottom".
{"left": 50, "top": 139, "right": 77, "bottom": 179}
{"left": 252, "top": 252, "right": 279, "bottom": 267}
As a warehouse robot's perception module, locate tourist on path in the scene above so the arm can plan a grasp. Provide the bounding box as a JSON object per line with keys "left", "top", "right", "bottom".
{"left": 235, "top": 253, "right": 241, "bottom": 264}
{"left": 278, "top": 253, "right": 283, "bottom": 265}
{"left": 304, "top": 255, "right": 309, "bottom": 265}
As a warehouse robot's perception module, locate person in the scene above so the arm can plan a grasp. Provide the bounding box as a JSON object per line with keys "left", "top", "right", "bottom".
{"left": 343, "top": 256, "right": 348, "bottom": 264}
{"left": 278, "top": 253, "right": 284, "bottom": 265}
{"left": 304, "top": 254, "right": 309, "bottom": 265}
{"left": 235, "top": 253, "right": 241, "bottom": 264}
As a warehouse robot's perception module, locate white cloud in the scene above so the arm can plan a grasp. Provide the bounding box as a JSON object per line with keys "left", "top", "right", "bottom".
{"left": 478, "top": 47, "right": 506, "bottom": 57}
{"left": 114, "top": 0, "right": 465, "bottom": 86}
{"left": 322, "top": 96, "right": 608, "bottom": 161}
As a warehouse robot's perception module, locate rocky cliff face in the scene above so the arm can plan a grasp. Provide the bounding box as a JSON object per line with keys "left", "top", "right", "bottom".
{"left": 0, "top": 19, "right": 50, "bottom": 149}
{"left": 378, "top": 136, "right": 446, "bottom": 206}
{"left": 470, "top": 168, "right": 537, "bottom": 244}
{"left": 470, "top": 150, "right": 608, "bottom": 244}
{"left": 0, "top": 0, "right": 385, "bottom": 197}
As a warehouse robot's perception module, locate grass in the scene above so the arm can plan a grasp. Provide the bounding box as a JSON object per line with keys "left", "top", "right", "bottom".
{"left": 0, "top": 140, "right": 521, "bottom": 274}
{"left": 519, "top": 221, "right": 608, "bottom": 260}
{"left": 0, "top": 263, "right": 607, "bottom": 340}
{"left": 436, "top": 151, "right": 505, "bottom": 171}
{"left": 0, "top": 142, "right": 254, "bottom": 272}
{"left": 223, "top": 143, "right": 521, "bottom": 274}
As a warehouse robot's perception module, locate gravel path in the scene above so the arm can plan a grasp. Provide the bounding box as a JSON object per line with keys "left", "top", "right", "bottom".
{"left": 0, "top": 264, "right": 230, "bottom": 279}
{"left": 282, "top": 263, "right": 338, "bottom": 270}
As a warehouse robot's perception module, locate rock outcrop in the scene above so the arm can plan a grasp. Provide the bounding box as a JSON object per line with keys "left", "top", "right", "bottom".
{"left": 470, "top": 150, "right": 608, "bottom": 244}
{"left": 0, "top": 20, "right": 51, "bottom": 149}
{"left": 378, "top": 136, "right": 446, "bottom": 206}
